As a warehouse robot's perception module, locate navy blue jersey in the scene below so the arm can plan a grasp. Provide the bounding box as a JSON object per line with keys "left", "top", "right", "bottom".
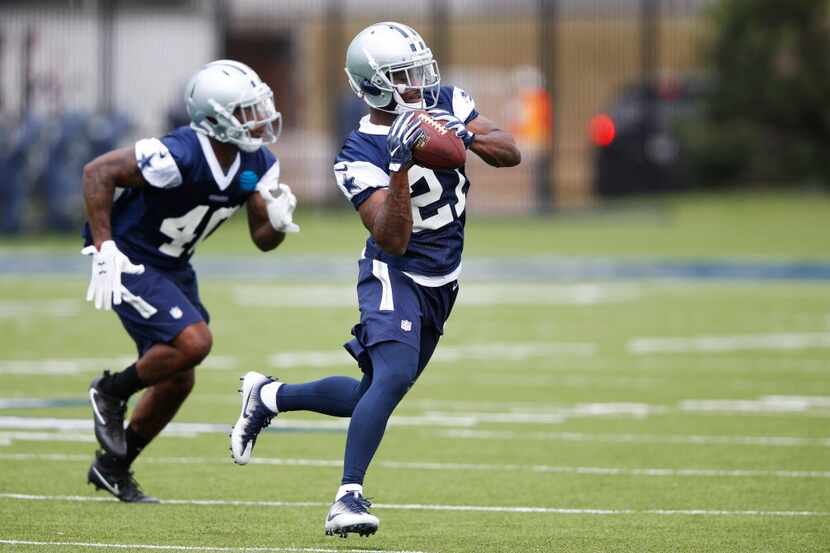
{"left": 83, "top": 126, "right": 279, "bottom": 270}
{"left": 333, "top": 85, "right": 479, "bottom": 279}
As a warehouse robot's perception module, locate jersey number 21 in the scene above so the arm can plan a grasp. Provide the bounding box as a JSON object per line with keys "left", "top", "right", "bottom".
{"left": 408, "top": 166, "right": 468, "bottom": 233}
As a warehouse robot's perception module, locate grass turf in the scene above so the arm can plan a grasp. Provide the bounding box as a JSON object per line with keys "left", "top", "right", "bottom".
{"left": 2, "top": 190, "right": 829, "bottom": 259}
{"left": 1, "top": 192, "right": 829, "bottom": 552}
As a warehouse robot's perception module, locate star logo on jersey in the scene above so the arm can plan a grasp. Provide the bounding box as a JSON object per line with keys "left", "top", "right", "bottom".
{"left": 334, "top": 164, "right": 358, "bottom": 193}
{"left": 138, "top": 152, "right": 156, "bottom": 170}
{"left": 169, "top": 307, "right": 183, "bottom": 320}
{"left": 341, "top": 175, "right": 358, "bottom": 193}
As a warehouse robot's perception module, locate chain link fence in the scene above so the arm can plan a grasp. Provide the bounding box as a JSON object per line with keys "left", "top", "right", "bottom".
{"left": 0, "top": 0, "right": 710, "bottom": 233}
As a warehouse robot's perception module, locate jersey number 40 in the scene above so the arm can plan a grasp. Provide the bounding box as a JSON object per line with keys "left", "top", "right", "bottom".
{"left": 159, "top": 205, "right": 239, "bottom": 257}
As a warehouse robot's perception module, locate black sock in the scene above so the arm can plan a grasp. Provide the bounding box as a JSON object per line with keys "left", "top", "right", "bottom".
{"left": 100, "top": 427, "right": 151, "bottom": 470}
{"left": 98, "top": 364, "right": 145, "bottom": 400}
{"left": 124, "top": 426, "right": 151, "bottom": 467}
{"left": 98, "top": 450, "right": 124, "bottom": 470}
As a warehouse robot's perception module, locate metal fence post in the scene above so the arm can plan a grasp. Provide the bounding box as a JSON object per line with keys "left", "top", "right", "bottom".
{"left": 22, "top": 25, "right": 35, "bottom": 117}
{"left": 98, "top": 0, "right": 115, "bottom": 115}
{"left": 214, "top": 0, "right": 228, "bottom": 59}
{"left": 431, "top": 0, "right": 450, "bottom": 70}
{"left": 537, "top": 0, "right": 557, "bottom": 214}
{"left": 325, "top": 0, "right": 344, "bottom": 145}
{"left": 641, "top": 0, "right": 658, "bottom": 165}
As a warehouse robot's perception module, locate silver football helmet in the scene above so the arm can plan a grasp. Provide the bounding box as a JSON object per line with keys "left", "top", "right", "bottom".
{"left": 185, "top": 60, "right": 281, "bottom": 153}
{"left": 345, "top": 22, "right": 440, "bottom": 114}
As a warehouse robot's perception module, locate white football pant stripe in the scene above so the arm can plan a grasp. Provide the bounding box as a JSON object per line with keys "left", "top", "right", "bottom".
{"left": 372, "top": 260, "right": 395, "bottom": 311}
{"left": 120, "top": 287, "right": 158, "bottom": 319}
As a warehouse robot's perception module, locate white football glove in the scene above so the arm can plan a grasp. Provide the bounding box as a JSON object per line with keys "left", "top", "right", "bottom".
{"left": 81, "top": 240, "right": 145, "bottom": 311}
{"left": 257, "top": 182, "right": 300, "bottom": 233}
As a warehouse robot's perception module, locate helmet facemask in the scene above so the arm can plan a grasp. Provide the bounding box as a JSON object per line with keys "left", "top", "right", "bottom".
{"left": 385, "top": 59, "right": 441, "bottom": 113}
{"left": 347, "top": 50, "right": 441, "bottom": 114}
{"left": 203, "top": 85, "right": 282, "bottom": 153}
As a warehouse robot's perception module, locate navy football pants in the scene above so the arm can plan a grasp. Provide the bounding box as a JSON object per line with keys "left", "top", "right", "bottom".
{"left": 277, "top": 331, "right": 439, "bottom": 485}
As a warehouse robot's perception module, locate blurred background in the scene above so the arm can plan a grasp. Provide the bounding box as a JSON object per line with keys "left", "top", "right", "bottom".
{"left": 1, "top": 4, "right": 829, "bottom": 549}
{"left": 1, "top": 0, "right": 827, "bottom": 233}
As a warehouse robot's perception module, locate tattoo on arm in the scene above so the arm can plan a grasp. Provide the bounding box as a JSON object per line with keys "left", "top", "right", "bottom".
{"left": 358, "top": 170, "right": 413, "bottom": 256}
{"left": 83, "top": 147, "right": 146, "bottom": 249}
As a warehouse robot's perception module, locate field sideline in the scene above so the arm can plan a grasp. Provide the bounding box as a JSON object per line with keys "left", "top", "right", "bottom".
{"left": 1, "top": 192, "right": 829, "bottom": 552}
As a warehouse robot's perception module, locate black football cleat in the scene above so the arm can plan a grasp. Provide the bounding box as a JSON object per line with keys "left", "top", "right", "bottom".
{"left": 87, "top": 450, "right": 159, "bottom": 504}
{"left": 89, "top": 372, "right": 127, "bottom": 458}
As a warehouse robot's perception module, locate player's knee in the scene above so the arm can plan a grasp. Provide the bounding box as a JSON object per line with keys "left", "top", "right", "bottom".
{"left": 369, "top": 342, "right": 419, "bottom": 399}
{"left": 176, "top": 324, "right": 213, "bottom": 366}
{"left": 376, "top": 369, "right": 415, "bottom": 400}
{"left": 169, "top": 369, "right": 195, "bottom": 399}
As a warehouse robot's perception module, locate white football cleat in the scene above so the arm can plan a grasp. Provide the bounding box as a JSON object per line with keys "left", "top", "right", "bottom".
{"left": 230, "top": 371, "right": 277, "bottom": 465}
{"left": 324, "top": 491, "right": 379, "bottom": 538}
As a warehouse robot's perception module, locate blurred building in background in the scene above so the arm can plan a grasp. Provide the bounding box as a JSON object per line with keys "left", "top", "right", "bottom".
{"left": 0, "top": 0, "right": 723, "bottom": 233}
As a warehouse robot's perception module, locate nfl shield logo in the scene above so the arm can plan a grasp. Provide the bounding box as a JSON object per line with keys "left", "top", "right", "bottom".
{"left": 170, "top": 307, "right": 183, "bottom": 320}
{"left": 400, "top": 320, "right": 412, "bottom": 332}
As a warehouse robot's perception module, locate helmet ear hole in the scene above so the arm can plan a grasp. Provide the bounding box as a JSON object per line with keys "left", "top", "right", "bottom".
{"left": 206, "top": 116, "right": 218, "bottom": 125}
{"left": 359, "top": 79, "right": 382, "bottom": 96}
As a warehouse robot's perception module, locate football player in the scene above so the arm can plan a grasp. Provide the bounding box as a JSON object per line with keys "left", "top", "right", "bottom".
{"left": 230, "top": 22, "right": 520, "bottom": 536}
{"left": 84, "top": 60, "right": 299, "bottom": 502}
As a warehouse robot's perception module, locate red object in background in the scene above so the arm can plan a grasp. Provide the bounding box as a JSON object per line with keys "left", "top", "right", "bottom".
{"left": 589, "top": 114, "right": 616, "bottom": 147}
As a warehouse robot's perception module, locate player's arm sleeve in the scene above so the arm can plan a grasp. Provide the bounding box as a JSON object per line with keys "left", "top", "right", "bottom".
{"left": 334, "top": 160, "right": 389, "bottom": 209}
{"left": 451, "top": 86, "right": 479, "bottom": 125}
{"left": 133, "top": 135, "right": 187, "bottom": 189}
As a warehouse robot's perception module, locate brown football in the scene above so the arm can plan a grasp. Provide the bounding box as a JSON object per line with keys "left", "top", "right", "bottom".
{"left": 411, "top": 110, "right": 466, "bottom": 170}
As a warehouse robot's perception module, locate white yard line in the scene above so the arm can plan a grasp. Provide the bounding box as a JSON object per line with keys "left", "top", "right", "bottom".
{"left": 268, "top": 342, "right": 596, "bottom": 370}
{"left": 232, "top": 283, "right": 639, "bottom": 308}
{"left": 0, "top": 416, "right": 346, "bottom": 434}
{"left": 0, "top": 493, "right": 827, "bottom": 518}
{"left": 627, "top": 357, "right": 830, "bottom": 375}
{"left": 0, "top": 415, "right": 484, "bottom": 435}
{"left": 439, "top": 429, "right": 830, "bottom": 447}
{"left": 0, "top": 341, "right": 593, "bottom": 376}
{"left": 628, "top": 332, "right": 830, "bottom": 354}
{"left": 416, "top": 396, "right": 830, "bottom": 418}
{"left": 0, "top": 539, "right": 428, "bottom": 553}
{"left": 0, "top": 358, "right": 133, "bottom": 376}
{"left": 0, "top": 356, "right": 236, "bottom": 375}
{"left": 0, "top": 431, "right": 96, "bottom": 445}
{"left": 0, "top": 300, "right": 81, "bottom": 319}
{"left": 1, "top": 452, "right": 828, "bottom": 479}
{"left": 679, "top": 396, "right": 830, "bottom": 415}
{"left": 2, "top": 388, "right": 830, "bottom": 447}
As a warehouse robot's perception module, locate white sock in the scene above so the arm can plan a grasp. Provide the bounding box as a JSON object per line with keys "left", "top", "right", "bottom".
{"left": 259, "top": 381, "right": 282, "bottom": 414}
{"left": 335, "top": 483, "right": 363, "bottom": 502}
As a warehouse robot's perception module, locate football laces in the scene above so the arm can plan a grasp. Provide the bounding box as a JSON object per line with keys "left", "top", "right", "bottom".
{"left": 416, "top": 113, "right": 447, "bottom": 135}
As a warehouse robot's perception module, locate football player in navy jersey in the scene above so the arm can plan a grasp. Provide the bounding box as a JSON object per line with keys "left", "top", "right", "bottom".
{"left": 230, "top": 22, "right": 520, "bottom": 536}
{"left": 83, "top": 60, "right": 299, "bottom": 502}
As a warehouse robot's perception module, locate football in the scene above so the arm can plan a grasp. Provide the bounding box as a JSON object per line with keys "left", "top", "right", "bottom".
{"left": 411, "top": 110, "right": 466, "bottom": 170}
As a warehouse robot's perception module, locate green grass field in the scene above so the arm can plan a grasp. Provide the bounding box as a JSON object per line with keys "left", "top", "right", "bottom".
{"left": 3, "top": 190, "right": 830, "bottom": 258}
{"left": 1, "top": 192, "right": 829, "bottom": 552}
